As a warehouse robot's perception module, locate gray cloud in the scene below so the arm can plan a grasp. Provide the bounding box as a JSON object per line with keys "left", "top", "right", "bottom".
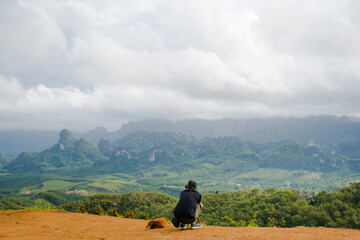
{"left": 0, "top": 0, "right": 360, "bottom": 131}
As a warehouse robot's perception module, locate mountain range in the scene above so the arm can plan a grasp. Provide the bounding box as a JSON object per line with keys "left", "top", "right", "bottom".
{"left": 2, "top": 115, "right": 360, "bottom": 159}
{"left": 1, "top": 124, "right": 359, "bottom": 193}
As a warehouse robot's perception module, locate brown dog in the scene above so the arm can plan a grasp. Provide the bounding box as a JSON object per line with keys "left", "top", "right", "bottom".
{"left": 145, "top": 218, "right": 167, "bottom": 229}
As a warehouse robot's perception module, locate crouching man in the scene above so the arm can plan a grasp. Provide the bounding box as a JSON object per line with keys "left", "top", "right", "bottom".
{"left": 173, "top": 180, "right": 203, "bottom": 230}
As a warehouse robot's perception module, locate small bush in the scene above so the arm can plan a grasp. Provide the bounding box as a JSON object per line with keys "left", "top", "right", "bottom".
{"left": 267, "top": 217, "right": 286, "bottom": 227}
{"left": 134, "top": 211, "right": 150, "bottom": 220}
{"left": 247, "top": 211, "right": 259, "bottom": 227}
{"left": 77, "top": 204, "right": 86, "bottom": 213}
{"left": 94, "top": 205, "right": 103, "bottom": 215}
{"left": 124, "top": 210, "right": 134, "bottom": 218}
{"left": 108, "top": 208, "right": 120, "bottom": 217}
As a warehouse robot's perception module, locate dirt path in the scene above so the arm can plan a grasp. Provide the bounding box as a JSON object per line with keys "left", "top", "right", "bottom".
{"left": 1, "top": 210, "right": 359, "bottom": 240}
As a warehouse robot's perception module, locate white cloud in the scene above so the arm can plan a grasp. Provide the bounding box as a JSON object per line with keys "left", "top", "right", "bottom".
{"left": 0, "top": 75, "right": 24, "bottom": 105}
{"left": 0, "top": 1, "right": 67, "bottom": 68}
{"left": 0, "top": 0, "right": 360, "bottom": 130}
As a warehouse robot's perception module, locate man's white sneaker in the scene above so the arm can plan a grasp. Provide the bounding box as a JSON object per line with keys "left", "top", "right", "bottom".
{"left": 180, "top": 223, "right": 187, "bottom": 230}
{"left": 191, "top": 222, "right": 203, "bottom": 229}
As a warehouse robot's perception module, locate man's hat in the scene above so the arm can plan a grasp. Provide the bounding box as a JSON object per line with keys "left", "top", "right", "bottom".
{"left": 185, "top": 180, "right": 197, "bottom": 190}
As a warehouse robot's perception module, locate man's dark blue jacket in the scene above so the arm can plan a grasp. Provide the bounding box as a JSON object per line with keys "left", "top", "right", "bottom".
{"left": 173, "top": 189, "right": 202, "bottom": 219}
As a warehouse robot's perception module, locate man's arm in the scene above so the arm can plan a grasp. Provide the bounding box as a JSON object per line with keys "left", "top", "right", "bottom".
{"left": 197, "top": 193, "right": 202, "bottom": 203}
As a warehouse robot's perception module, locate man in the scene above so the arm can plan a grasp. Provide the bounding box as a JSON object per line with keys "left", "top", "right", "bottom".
{"left": 173, "top": 180, "right": 203, "bottom": 230}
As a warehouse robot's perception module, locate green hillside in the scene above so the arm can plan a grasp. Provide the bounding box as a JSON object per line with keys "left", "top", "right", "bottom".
{"left": 261, "top": 144, "right": 335, "bottom": 172}
{"left": 2, "top": 129, "right": 360, "bottom": 196}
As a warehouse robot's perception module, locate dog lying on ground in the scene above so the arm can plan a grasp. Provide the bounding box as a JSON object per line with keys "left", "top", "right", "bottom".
{"left": 145, "top": 218, "right": 167, "bottom": 229}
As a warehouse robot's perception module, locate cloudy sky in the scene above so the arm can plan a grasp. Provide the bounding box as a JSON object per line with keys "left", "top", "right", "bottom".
{"left": 1, "top": 0, "right": 360, "bottom": 131}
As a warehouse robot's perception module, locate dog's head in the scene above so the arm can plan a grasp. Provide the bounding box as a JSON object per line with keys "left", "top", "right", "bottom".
{"left": 145, "top": 221, "right": 154, "bottom": 229}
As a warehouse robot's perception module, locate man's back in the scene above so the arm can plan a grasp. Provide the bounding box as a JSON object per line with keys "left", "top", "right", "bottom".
{"left": 173, "top": 189, "right": 201, "bottom": 219}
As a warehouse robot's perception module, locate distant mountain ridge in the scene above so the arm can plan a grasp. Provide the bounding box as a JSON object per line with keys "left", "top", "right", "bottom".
{"left": 4, "top": 128, "right": 360, "bottom": 176}
{"left": 2, "top": 115, "right": 360, "bottom": 158}
{"left": 112, "top": 115, "right": 360, "bottom": 146}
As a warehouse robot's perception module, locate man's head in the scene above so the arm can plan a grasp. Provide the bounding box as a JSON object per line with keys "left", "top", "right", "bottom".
{"left": 185, "top": 180, "right": 197, "bottom": 190}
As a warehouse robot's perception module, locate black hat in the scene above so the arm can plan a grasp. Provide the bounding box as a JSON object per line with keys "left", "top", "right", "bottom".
{"left": 185, "top": 180, "right": 197, "bottom": 190}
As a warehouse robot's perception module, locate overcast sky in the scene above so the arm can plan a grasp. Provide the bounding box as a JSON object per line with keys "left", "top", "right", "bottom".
{"left": 1, "top": 0, "right": 360, "bottom": 131}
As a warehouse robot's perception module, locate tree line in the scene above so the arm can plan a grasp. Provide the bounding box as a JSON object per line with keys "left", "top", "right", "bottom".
{"left": 201, "top": 182, "right": 360, "bottom": 229}
{"left": 1, "top": 182, "right": 359, "bottom": 229}
{"left": 60, "top": 183, "right": 360, "bottom": 229}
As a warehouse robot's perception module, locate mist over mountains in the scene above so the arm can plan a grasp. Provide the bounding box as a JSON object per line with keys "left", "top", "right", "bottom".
{"left": 95, "top": 115, "right": 360, "bottom": 145}
{"left": 1, "top": 115, "right": 360, "bottom": 159}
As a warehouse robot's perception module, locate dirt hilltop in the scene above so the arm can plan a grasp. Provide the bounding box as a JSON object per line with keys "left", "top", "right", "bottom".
{"left": 1, "top": 210, "right": 359, "bottom": 240}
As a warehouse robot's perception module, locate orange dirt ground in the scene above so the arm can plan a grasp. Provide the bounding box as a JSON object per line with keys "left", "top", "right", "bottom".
{"left": 1, "top": 210, "right": 359, "bottom": 240}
